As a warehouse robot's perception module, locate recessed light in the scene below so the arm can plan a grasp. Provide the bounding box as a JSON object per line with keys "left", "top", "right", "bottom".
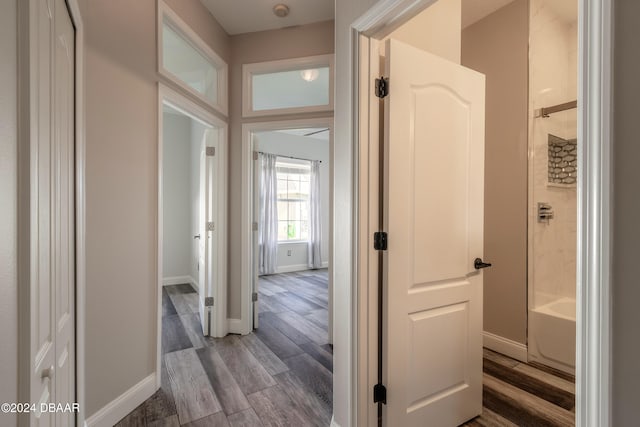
{"left": 273, "top": 4, "right": 290, "bottom": 18}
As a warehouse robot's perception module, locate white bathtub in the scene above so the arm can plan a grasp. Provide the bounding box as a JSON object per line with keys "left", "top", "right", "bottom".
{"left": 528, "top": 297, "right": 576, "bottom": 374}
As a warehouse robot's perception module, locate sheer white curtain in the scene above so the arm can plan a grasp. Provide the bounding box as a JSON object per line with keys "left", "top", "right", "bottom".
{"left": 259, "top": 153, "right": 278, "bottom": 275}
{"left": 307, "top": 160, "right": 323, "bottom": 269}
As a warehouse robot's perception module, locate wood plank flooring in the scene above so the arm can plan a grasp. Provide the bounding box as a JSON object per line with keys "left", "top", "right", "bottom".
{"left": 116, "top": 269, "right": 332, "bottom": 427}
{"left": 462, "top": 349, "right": 575, "bottom": 427}
{"left": 118, "top": 268, "right": 576, "bottom": 427}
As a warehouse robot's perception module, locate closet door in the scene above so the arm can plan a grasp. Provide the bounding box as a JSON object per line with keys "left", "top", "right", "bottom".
{"left": 28, "top": 0, "right": 75, "bottom": 424}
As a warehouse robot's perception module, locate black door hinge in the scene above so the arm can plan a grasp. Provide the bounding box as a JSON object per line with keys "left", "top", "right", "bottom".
{"left": 373, "top": 383, "right": 387, "bottom": 404}
{"left": 375, "top": 77, "right": 389, "bottom": 98}
{"left": 373, "top": 231, "right": 388, "bottom": 251}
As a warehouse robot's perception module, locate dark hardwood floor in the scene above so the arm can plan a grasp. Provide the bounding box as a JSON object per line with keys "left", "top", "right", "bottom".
{"left": 116, "top": 269, "right": 332, "bottom": 427}
{"left": 462, "top": 349, "right": 575, "bottom": 427}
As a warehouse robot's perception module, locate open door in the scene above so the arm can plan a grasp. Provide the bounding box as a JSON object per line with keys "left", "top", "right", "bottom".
{"left": 198, "top": 130, "right": 218, "bottom": 336}
{"left": 382, "top": 39, "right": 485, "bottom": 426}
{"left": 252, "top": 146, "right": 261, "bottom": 329}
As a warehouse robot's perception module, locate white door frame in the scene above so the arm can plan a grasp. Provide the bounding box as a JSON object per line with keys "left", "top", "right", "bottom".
{"left": 240, "top": 117, "right": 334, "bottom": 336}
{"left": 16, "top": 0, "right": 86, "bottom": 425}
{"left": 350, "top": 0, "right": 613, "bottom": 426}
{"left": 156, "top": 83, "right": 229, "bottom": 384}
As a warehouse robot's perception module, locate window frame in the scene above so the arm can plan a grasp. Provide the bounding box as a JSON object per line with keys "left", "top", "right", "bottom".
{"left": 157, "top": 0, "right": 228, "bottom": 116}
{"left": 242, "top": 54, "right": 335, "bottom": 118}
{"left": 275, "top": 159, "right": 311, "bottom": 243}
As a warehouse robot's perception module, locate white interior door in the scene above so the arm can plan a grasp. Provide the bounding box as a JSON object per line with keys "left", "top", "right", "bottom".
{"left": 29, "top": 0, "right": 76, "bottom": 424}
{"left": 382, "top": 39, "right": 485, "bottom": 426}
{"left": 198, "top": 131, "right": 217, "bottom": 336}
{"left": 252, "top": 146, "right": 261, "bottom": 329}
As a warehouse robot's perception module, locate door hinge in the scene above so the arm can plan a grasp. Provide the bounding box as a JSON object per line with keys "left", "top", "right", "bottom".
{"left": 373, "top": 383, "right": 387, "bottom": 404}
{"left": 252, "top": 292, "right": 258, "bottom": 302}
{"left": 205, "top": 296, "right": 214, "bottom": 307}
{"left": 373, "top": 231, "right": 388, "bottom": 251}
{"left": 206, "top": 146, "right": 216, "bottom": 156}
{"left": 207, "top": 222, "right": 215, "bottom": 231}
{"left": 252, "top": 222, "right": 258, "bottom": 231}
{"left": 375, "top": 77, "right": 389, "bottom": 99}
{"left": 253, "top": 151, "right": 259, "bottom": 161}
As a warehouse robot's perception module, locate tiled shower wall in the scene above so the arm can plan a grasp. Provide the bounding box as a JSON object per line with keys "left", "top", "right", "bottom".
{"left": 529, "top": 0, "right": 578, "bottom": 307}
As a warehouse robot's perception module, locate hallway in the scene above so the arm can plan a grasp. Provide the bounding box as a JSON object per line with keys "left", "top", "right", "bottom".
{"left": 116, "top": 270, "right": 332, "bottom": 426}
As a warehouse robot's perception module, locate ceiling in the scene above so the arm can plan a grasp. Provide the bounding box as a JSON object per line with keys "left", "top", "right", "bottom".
{"left": 277, "top": 128, "right": 330, "bottom": 141}
{"left": 461, "top": 0, "right": 516, "bottom": 28}
{"left": 199, "top": 0, "right": 334, "bottom": 36}
{"left": 462, "top": 0, "right": 577, "bottom": 28}
{"left": 545, "top": 0, "right": 578, "bottom": 23}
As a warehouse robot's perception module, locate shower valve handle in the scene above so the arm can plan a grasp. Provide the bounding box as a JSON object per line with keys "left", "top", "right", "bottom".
{"left": 474, "top": 258, "right": 492, "bottom": 270}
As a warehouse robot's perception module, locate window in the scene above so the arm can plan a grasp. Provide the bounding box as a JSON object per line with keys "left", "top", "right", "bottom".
{"left": 243, "top": 55, "right": 334, "bottom": 117}
{"left": 276, "top": 160, "right": 311, "bottom": 241}
{"left": 158, "top": 1, "right": 228, "bottom": 115}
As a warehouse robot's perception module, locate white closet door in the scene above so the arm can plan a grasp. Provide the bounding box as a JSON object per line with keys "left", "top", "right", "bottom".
{"left": 29, "top": 0, "right": 75, "bottom": 424}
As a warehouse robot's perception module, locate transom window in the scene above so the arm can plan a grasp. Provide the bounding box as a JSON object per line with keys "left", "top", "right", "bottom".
{"left": 276, "top": 160, "right": 310, "bottom": 242}
{"left": 158, "top": 1, "right": 228, "bottom": 115}
{"left": 243, "top": 54, "right": 334, "bottom": 117}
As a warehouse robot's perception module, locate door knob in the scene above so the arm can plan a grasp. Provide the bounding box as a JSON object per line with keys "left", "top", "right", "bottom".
{"left": 474, "top": 258, "right": 492, "bottom": 270}
{"left": 194, "top": 235, "right": 201, "bottom": 239}
{"left": 41, "top": 365, "right": 55, "bottom": 381}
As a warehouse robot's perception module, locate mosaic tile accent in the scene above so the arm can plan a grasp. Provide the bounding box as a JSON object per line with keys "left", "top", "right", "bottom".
{"left": 548, "top": 134, "right": 577, "bottom": 185}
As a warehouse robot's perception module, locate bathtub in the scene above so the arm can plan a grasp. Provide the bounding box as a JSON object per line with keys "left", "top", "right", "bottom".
{"left": 528, "top": 297, "right": 576, "bottom": 374}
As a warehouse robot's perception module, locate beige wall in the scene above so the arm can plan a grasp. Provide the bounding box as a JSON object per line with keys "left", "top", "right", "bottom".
{"left": 461, "top": 0, "right": 529, "bottom": 344}
{"left": 0, "top": 1, "right": 18, "bottom": 426}
{"left": 77, "top": 0, "right": 229, "bottom": 417}
{"left": 226, "top": 21, "right": 334, "bottom": 318}
{"left": 390, "top": 0, "right": 461, "bottom": 63}
{"left": 612, "top": 0, "right": 640, "bottom": 423}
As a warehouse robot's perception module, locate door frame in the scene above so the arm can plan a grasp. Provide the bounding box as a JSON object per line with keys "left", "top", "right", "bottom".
{"left": 16, "top": 0, "right": 86, "bottom": 425}
{"left": 156, "top": 83, "right": 229, "bottom": 384}
{"left": 240, "top": 117, "right": 334, "bottom": 336}
{"left": 351, "top": 0, "right": 612, "bottom": 426}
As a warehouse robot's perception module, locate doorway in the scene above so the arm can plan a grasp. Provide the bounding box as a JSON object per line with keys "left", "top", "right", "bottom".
{"left": 353, "top": 0, "right": 610, "bottom": 425}
{"left": 156, "top": 84, "right": 228, "bottom": 380}
{"left": 241, "top": 118, "right": 334, "bottom": 340}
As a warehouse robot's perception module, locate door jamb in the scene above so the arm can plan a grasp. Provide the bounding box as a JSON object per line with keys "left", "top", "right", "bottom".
{"left": 156, "top": 83, "right": 229, "bottom": 387}
{"left": 351, "top": 0, "right": 613, "bottom": 426}
{"left": 240, "top": 117, "right": 334, "bottom": 337}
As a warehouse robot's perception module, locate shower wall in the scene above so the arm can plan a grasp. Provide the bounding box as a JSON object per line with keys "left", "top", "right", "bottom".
{"left": 529, "top": 0, "right": 578, "bottom": 308}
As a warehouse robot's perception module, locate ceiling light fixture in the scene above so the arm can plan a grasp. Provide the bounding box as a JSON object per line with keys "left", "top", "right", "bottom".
{"left": 300, "top": 69, "right": 319, "bottom": 82}
{"left": 273, "top": 4, "right": 290, "bottom": 18}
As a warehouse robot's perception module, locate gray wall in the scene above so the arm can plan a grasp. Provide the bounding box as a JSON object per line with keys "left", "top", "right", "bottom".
{"left": 461, "top": 0, "right": 529, "bottom": 345}
{"left": 76, "top": 0, "right": 230, "bottom": 417}
{"left": 227, "top": 21, "right": 335, "bottom": 318}
{"left": 612, "top": 0, "right": 640, "bottom": 423}
{"left": 162, "top": 113, "right": 192, "bottom": 279}
{"left": 0, "top": 1, "right": 18, "bottom": 426}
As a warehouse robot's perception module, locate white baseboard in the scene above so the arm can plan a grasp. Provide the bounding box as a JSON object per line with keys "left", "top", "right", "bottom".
{"left": 483, "top": 331, "right": 528, "bottom": 362}
{"left": 228, "top": 318, "right": 244, "bottom": 334}
{"left": 84, "top": 373, "right": 156, "bottom": 427}
{"left": 163, "top": 275, "right": 197, "bottom": 289}
{"left": 276, "top": 262, "right": 330, "bottom": 274}
{"left": 276, "top": 264, "right": 312, "bottom": 274}
{"left": 330, "top": 415, "right": 341, "bottom": 427}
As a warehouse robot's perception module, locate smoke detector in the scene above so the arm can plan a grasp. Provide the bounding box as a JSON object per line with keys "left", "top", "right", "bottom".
{"left": 273, "top": 4, "right": 290, "bottom": 18}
